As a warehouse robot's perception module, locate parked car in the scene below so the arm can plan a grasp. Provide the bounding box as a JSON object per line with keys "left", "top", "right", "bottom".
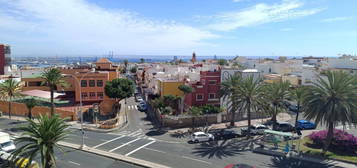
{"left": 137, "top": 103, "right": 148, "bottom": 112}
{"left": 210, "top": 129, "right": 240, "bottom": 140}
{"left": 224, "top": 163, "right": 255, "bottom": 168}
{"left": 241, "top": 124, "right": 269, "bottom": 135}
{"left": 283, "top": 101, "right": 298, "bottom": 112}
{"left": 191, "top": 132, "right": 214, "bottom": 143}
{"left": 274, "top": 122, "right": 295, "bottom": 132}
{"left": 0, "top": 132, "right": 16, "bottom": 153}
{"left": 296, "top": 120, "right": 316, "bottom": 130}
{"left": 136, "top": 96, "right": 144, "bottom": 102}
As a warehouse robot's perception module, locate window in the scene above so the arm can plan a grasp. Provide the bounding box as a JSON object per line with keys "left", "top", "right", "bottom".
{"left": 81, "top": 92, "right": 88, "bottom": 99}
{"left": 89, "top": 92, "right": 96, "bottom": 98}
{"left": 208, "top": 93, "right": 216, "bottom": 99}
{"left": 97, "top": 92, "right": 104, "bottom": 99}
{"left": 81, "top": 80, "right": 87, "bottom": 87}
{"left": 89, "top": 80, "right": 95, "bottom": 87}
{"left": 97, "top": 80, "right": 103, "bottom": 87}
{"left": 196, "top": 94, "right": 204, "bottom": 101}
{"left": 208, "top": 80, "right": 216, "bottom": 85}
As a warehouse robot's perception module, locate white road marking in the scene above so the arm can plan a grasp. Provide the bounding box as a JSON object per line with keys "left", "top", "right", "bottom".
{"left": 144, "top": 147, "right": 166, "bottom": 154}
{"left": 336, "top": 125, "right": 350, "bottom": 130}
{"left": 126, "top": 130, "right": 142, "bottom": 136}
{"left": 125, "top": 140, "right": 156, "bottom": 156}
{"left": 130, "top": 132, "right": 143, "bottom": 137}
{"left": 181, "top": 156, "right": 212, "bottom": 165}
{"left": 127, "top": 106, "right": 132, "bottom": 110}
{"left": 109, "top": 138, "right": 140, "bottom": 152}
{"left": 134, "top": 106, "right": 138, "bottom": 110}
{"left": 68, "top": 161, "right": 81, "bottom": 166}
{"left": 92, "top": 135, "right": 124, "bottom": 149}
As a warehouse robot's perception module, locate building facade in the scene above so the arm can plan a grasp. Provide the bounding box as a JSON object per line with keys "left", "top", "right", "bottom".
{"left": 0, "top": 44, "right": 11, "bottom": 75}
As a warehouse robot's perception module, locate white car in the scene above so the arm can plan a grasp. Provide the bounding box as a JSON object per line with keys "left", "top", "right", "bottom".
{"left": 191, "top": 132, "right": 214, "bottom": 143}
{"left": 0, "top": 132, "right": 16, "bottom": 153}
{"left": 241, "top": 124, "right": 269, "bottom": 135}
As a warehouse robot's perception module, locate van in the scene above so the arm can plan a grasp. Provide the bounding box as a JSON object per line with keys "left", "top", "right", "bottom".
{"left": 0, "top": 132, "right": 16, "bottom": 153}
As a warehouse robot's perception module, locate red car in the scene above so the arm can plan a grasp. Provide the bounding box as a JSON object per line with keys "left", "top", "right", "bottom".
{"left": 224, "top": 163, "right": 255, "bottom": 168}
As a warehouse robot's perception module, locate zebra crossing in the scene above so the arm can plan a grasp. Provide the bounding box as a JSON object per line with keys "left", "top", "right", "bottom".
{"left": 108, "top": 129, "right": 154, "bottom": 140}
{"left": 127, "top": 105, "right": 138, "bottom": 110}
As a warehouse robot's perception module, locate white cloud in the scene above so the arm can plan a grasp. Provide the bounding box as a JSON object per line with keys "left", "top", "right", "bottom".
{"left": 280, "top": 28, "right": 293, "bottom": 32}
{"left": 208, "top": 0, "right": 324, "bottom": 31}
{"left": 321, "top": 16, "right": 352, "bottom": 23}
{"left": 0, "top": 0, "right": 217, "bottom": 55}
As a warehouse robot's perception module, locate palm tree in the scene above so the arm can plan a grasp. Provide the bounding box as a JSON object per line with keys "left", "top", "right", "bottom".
{"left": 11, "top": 114, "right": 70, "bottom": 168}
{"left": 140, "top": 58, "right": 145, "bottom": 63}
{"left": 304, "top": 71, "right": 357, "bottom": 153}
{"left": 41, "top": 68, "right": 67, "bottom": 117}
{"left": 24, "top": 98, "right": 38, "bottom": 119}
{"left": 263, "top": 81, "right": 290, "bottom": 127}
{"left": 236, "top": 76, "right": 263, "bottom": 138}
{"left": 289, "top": 86, "right": 306, "bottom": 128}
{"left": 0, "top": 77, "right": 23, "bottom": 119}
{"left": 220, "top": 75, "right": 242, "bottom": 127}
{"left": 178, "top": 85, "right": 193, "bottom": 114}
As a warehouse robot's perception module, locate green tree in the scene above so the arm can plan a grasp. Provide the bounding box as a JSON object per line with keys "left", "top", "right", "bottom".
{"left": 178, "top": 85, "right": 193, "bottom": 114}
{"left": 220, "top": 75, "right": 242, "bottom": 126}
{"left": 11, "top": 115, "right": 70, "bottom": 168}
{"left": 24, "top": 98, "right": 38, "bottom": 119}
{"left": 163, "top": 95, "right": 180, "bottom": 111}
{"left": 105, "top": 78, "right": 135, "bottom": 115}
{"left": 263, "top": 81, "right": 290, "bottom": 127}
{"left": 189, "top": 106, "right": 203, "bottom": 129}
{"left": 236, "top": 76, "right": 263, "bottom": 138}
{"left": 0, "top": 78, "right": 23, "bottom": 119}
{"left": 130, "top": 66, "right": 137, "bottom": 73}
{"left": 289, "top": 86, "right": 307, "bottom": 128}
{"left": 140, "top": 58, "right": 145, "bottom": 63}
{"left": 123, "top": 59, "right": 128, "bottom": 69}
{"left": 217, "top": 59, "right": 227, "bottom": 66}
{"left": 41, "top": 68, "right": 67, "bottom": 117}
{"left": 304, "top": 71, "right": 357, "bottom": 153}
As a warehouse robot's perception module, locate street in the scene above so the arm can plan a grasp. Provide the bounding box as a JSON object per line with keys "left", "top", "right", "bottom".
{"left": 1, "top": 97, "right": 355, "bottom": 168}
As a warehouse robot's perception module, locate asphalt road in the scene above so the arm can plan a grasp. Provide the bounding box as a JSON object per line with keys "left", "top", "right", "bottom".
{"left": 1, "top": 97, "right": 353, "bottom": 168}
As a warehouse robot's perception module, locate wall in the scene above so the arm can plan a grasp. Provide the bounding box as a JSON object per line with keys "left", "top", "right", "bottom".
{"left": 158, "top": 80, "right": 184, "bottom": 97}
{"left": 0, "top": 101, "right": 77, "bottom": 120}
{"left": 99, "top": 99, "right": 116, "bottom": 115}
{"left": 0, "top": 45, "right": 4, "bottom": 75}
{"left": 74, "top": 72, "right": 109, "bottom": 102}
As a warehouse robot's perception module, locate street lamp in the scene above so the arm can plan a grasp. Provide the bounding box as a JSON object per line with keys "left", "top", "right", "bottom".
{"left": 68, "top": 69, "right": 95, "bottom": 149}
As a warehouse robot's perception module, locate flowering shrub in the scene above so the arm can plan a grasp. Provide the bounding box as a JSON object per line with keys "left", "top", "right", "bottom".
{"left": 308, "top": 129, "right": 357, "bottom": 152}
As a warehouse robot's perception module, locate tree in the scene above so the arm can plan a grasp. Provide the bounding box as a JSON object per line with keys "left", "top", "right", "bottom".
{"left": 220, "top": 74, "right": 242, "bottom": 127}
{"left": 217, "top": 59, "right": 227, "bottom": 66}
{"left": 263, "top": 81, "right": 290, "bottom": 127}
{"left": 0, "top": 78, "right": 23, "bottom": 119}
{"left": 123, "top": 59, "right": 128, "bottom": 69}
{"left": 303, "top": 71, "right": 357, "bottom": 154}
{"left": 41, "top": 68, "right": 67, "bottom": 117}
{"left": 24, "top": 98, "right": 38, "bottom": 119}
{"left": 236, "top": 76, "right": 263, "bottom": 138}
{"left": 11, "top": 114, "right": 70, "bottom": 168}
{"left": 189, "top": 106, "right": 203, "bottom": 129}
{"left": 289, "top": 86, "right": 307, "bottom": 128}
{"left": 140, "top": 58, "right": 145, "bottom": 63}
{"left": 130, "top": 66, "right": 137, "bottom": 73}
{"left": 178, "top": 85, "right": 193, "bottom": 114}
{"left": 105, "top": 78, "right": 135, "bottom": 115}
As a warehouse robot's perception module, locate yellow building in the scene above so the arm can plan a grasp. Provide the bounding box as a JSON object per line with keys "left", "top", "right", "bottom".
{"left": 157, "top": 79, "right": 184, "bottom": 97}
{"left": 263, "top": 74, "right": 282, "bottom": 83}
{"left": 282, "top": 74, "right": 302, "bottom": 86}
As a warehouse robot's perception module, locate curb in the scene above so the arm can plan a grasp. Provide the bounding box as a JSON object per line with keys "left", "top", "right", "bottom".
{"left": 83, "top": 121, "right": 128, "bottom": 133}
{"left": 58, "top": 141, "right": 170, "bottom": 168}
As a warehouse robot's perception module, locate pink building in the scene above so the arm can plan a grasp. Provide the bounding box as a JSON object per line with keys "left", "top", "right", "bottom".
{"left": 185, "top": 69, "right": 221, "bottom": 107}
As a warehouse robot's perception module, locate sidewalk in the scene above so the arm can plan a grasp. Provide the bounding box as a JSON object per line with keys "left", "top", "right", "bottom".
{"left": 167, "top": 113, "right": 292, "bottom": 133}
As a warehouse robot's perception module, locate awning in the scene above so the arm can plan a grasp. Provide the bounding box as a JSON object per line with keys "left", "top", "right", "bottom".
{"left": 20, "top": 90, "right": 65, "bottom": 99}
{"left": 264, "top": 130, "right": 293, "bottom": 137}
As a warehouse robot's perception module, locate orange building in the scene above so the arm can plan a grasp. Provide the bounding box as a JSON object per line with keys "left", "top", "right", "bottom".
{"left": 21, "top": 58, "right": 120, "bottom": 103}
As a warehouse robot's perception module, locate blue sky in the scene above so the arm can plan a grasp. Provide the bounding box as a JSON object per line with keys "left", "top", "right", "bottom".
{"left": 0, "top": 0, "right": 356, "bottom": 57}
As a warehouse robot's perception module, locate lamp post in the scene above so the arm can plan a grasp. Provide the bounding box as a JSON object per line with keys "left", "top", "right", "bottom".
{"left": 69, "top": 70, "right": 95, "bottom": 149}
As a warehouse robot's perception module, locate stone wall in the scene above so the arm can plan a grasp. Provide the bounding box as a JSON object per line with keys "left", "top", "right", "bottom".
{"left": 0, "top": 101, "right": 77, "bottom": 120}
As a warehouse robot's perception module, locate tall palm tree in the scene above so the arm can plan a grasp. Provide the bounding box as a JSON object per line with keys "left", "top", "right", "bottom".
{"left": 236, "top": 76, "right": 263, "bottom": 138}
{"left": 178, "top": 85, "right": 193, "bottom": 114}
{"left": 41, "top": 68, "right": 67, "bottom": 117}
{"left": 0, "top": 77, "right": 23, "bottom": 119}
{"left": 220, "top": 75, "right": 242, "bottom": 127}
{"left": 263, "top": 81, "right": 290, "bottom": 127}
{"left": 304, "top": 71, "right": 357, "bottom": 153}
{"left": 11, "top": 114, "right": 70, "bottom": 168}
{"left": 24, "top": 98, "right": 38, "bottom": 119}
{"left": 289, "top": 86, "right": 307, "bottom": 128}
